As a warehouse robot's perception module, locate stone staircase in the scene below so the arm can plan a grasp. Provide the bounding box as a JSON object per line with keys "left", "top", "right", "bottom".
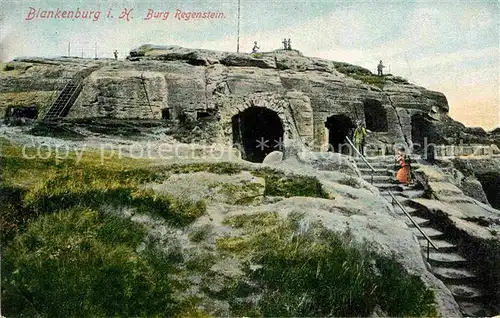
{"left": 42, "top": 66, "right": 99, "bottom": 121}
{"left": 354, "top": 155, "right": 496, "bottom": 317}
{"left": 42, "top": 77, "right": 84, "bottom": 121}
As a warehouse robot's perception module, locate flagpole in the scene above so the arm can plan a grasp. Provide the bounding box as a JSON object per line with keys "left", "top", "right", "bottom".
{"left": 237, "top": 0, "right": 240, "bottom": 53}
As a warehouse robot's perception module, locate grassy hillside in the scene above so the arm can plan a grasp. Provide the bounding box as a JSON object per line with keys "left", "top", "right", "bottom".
{"left": 0, "top": 138, "right": 437, "bottom": 317}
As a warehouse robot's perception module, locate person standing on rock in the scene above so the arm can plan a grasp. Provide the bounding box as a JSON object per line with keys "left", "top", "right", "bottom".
{"left": 395, "top": 147, "right": 411, "bottom": 186}
{"left": 252, "top": 41, "right": 260, "bottom": 53}
{"left": 282, "top": 38, "right": 288, "bottom": 50}
{"left": 287, "top": 38, "right": 292, "bottom": 50}
{"left": 377, "top": 60, "right": 385, "bottom": 76}
{"left": 113, "top": 50, "right": 118, "bottom": 60}
{"left": 353, "top": 120, "right": 367, "bottom": 156}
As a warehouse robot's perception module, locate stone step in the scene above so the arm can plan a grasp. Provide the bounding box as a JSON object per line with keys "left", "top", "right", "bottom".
{"left": 400, "top": 206, "right": 420, "bottom": 215}
{"left": 382, "top": 197, "right": 411, "bottom": 209}
{"left": 400, "top": 189, "right": 426, "bottom": 199}
{"left": 448, "top": 285, "right": 485, "bottom": 301}
{"left": 431, "top": 267, "right": 476, "bottom": 283}
{"left": 355, "top": 155, "right": 420, "bottom": 161}
{"left": 458, "top": 301, "right": 496, "bottom": 317}
{"left": 419, "top": 239, "right": 457, "bottom": 252}
{"left": 383, "top": 195, "right": 420, "bottom": 211}
{"left": 412, "top": 226, "right": 444, "bottom": 239}
{"left": 427, "top": 252, "right": 468, "bottom": 267}
{"left": 405, "top": 216, "right": 430, "bottom": 227}
{"left": 373, "top": 183, "right": 404, "bottom": 191}
{"left": 354, "top": 156, "right": 396, "bottom": 162}
{"left": 359, "top": 168, "right": 392, "bottom": 176}
{"left": 362, "top": 175, "right": 394, "bottom": 182}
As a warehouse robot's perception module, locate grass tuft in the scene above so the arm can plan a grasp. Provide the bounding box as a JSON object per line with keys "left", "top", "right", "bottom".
{"left": 1, "top": 207, "right": 179, "bottom": 317}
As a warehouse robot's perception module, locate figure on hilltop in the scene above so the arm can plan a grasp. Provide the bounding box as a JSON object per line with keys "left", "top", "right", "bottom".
{"left": 282, "top": 38, "right": 288, "bottom": 50}
{"left": 113, "top": 50, "right": 118, "bottom": 60}
{"left": 287, "top": 38, "right": 292, "bottom": 50}
{"left": 377, "top": 60, "right": 385, "bottom": 76}
{"left": 252, "top": 41, "right": 260, "bottom": 53}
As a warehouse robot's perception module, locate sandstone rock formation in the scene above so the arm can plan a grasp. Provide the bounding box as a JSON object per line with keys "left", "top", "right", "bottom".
{"left": 3, "top": 45, "right": 497, "bottom": 163}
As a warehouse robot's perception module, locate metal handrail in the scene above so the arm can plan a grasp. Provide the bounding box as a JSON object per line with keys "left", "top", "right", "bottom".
{"left": 387, "top": 191, "right": 439, "bottom": 261}
{"left": 345, "top": 136, "right": 375, "bottom": 184}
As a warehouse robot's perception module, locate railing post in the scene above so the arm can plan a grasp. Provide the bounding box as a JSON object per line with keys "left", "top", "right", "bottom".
{"left": 371, "top": 173, "right": 373, "bottom": 184}
{"left": 427, "top": 241, "right": 430, "bottom": 262}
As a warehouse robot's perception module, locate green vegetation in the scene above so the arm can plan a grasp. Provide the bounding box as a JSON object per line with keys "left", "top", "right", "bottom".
{"left": 338, "top": 175, "right": 361, "bottom": 188}
{"left": 1, "top": 207, "right": 180, "bottom": 317}
{"left": 1, "top": 138, "right": 435, "bottom": 316}
{"left": 1, "top": 61, "right": 33, "bottom": 76}
{"left": 3, "top": 64, "right": 15, "bottom": 71}
{"left": 251, "top": 52, "right": 265, "bottom": 58}
{"left": 0, "top": 138, "right": 205, "bottom": 241}
{"left": 217, "top": 212, "right": 438, "bottom": 317}
{"left": 0, "top": 91, "right": 56, "bottom": 118}
{"left": 252, "top": 167, "right": 330, "bottom": 199}
{"left": 333, "top": 62, "right": 386, "bottom": 89}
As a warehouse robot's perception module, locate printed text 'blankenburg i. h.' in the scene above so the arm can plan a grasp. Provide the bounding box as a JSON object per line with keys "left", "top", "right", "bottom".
{"left": 25, "top": 7, "right": 226, "bottom": 22}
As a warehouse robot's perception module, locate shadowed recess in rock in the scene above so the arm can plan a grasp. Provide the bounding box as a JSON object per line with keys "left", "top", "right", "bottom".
{"left": 411, "top": 114, "right": 438, "bottom": 155}
{"left": 476, "top": 173, "right": 500, "bottom": 209}
{"left": 231, "top": 106, "right": 284, "bottom": 163}
{"left": 364, "top": 99, "right": 387, "bottom": 132}
{"left": 325, "top": 114, "right": 354, "bottom": 154}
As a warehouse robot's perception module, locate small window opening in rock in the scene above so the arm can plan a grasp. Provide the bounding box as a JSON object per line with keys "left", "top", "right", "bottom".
{"left": 197, "top": 111, "right": 211, "bottom": 120}
{"left": 325, "top": 114, "right": 355, "bottom": 154}
{"left": 161, "top": 108, "right": 171, "bottom": 120}
{"left": 232, "top": 107, "right": 284, "bottom": 163}
{"left": 363, "top": 99, "right": 387, "bottom": 132}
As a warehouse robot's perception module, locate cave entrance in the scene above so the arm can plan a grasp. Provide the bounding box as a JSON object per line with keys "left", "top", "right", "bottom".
{"left": 8, "top": 106, "right": 39, "bottom": 119}
{"left": 364, "top": 99, "right": 387, "bottom": 132}
{"left": 411, "top": 114, "right": 437, "bottom": 155}
{"left": 476, "top": 173, "right": 500, "bottom": 209}
{"left": 232, "top": 107, "right": 284, "bottom": 163}
{"left": 161, "top": 108, "right": 171, "bottom": 120}
{"left": 325, "top": 115, "right": 355, "bottom": 154}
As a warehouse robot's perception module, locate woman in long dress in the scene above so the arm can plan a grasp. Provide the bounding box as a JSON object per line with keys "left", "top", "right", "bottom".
{"left": 396, "top": 148, "right": 411, "bottom": 185}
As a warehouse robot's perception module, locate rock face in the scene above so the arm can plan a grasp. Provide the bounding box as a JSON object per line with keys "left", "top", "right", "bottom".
{"left": 1, "top": 45, "right": 497, "bottom": 161}
{"left": 262, "top": 151, "right": 283, "bottom": 165}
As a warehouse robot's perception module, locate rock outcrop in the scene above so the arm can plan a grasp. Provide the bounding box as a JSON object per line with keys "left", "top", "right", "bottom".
{"left": 4, "top": 45, "right": 496, "bottom": 162}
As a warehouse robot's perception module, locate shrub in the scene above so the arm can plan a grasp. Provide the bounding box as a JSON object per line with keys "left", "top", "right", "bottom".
{"left": 256, "top": 170, "right": 329, "bottom": 198}
{"left": 3, "top": 64, "right": 15, "bottom": 71}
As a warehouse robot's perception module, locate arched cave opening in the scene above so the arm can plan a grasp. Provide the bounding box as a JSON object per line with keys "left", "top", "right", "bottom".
{"left": 364, "top": 99, "right": 387, "bottom": 132}
{"left": 231, "top": 107, "right": 284, "bottom": 163}
{"left": 476, "top": 173, "right": 500, "bottom": 209}
{"left": 325, "top": 115, "right": 355, "bottom": 154}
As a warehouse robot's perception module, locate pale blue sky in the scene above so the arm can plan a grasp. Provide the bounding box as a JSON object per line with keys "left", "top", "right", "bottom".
{"left": 1, "top": 0, "right": 499, "bottom": 129}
